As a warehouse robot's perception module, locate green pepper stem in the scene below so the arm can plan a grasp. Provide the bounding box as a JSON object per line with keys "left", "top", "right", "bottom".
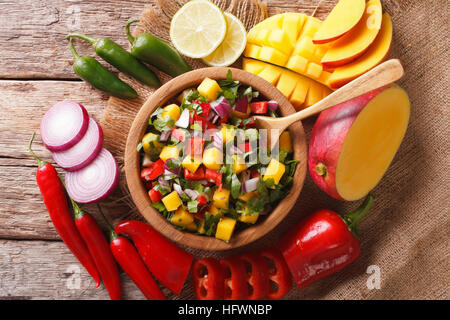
{"left": 97, "top": 204, "right": 118, "bottom": 242}
{"left": 126, "top": 18, "right": 140, "bottom": 45}
{"left": 69, "top": 197, "right": 86, "bottom": 220}
{"left": 28, "top": 133, "right": 46, "bottom": 168}
{"left": 66, "top": 33, "right": 97, "bottom": 46}
{"left": 68, "top": 37, "right": 80, "bottom": 60}
{"left": 341, "top": 194, "right": 374, "bottom": 237}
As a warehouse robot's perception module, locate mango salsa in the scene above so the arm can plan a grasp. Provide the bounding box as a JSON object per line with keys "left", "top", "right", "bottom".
{"left": 215, "top": 217, "right": 236, "bottom": 242}
{"left": 182, "top": 155, "right": 202, "bottom": 173}
{"left": 263, "top": 158, "right": 286, "bottom": 185}
{"left": 159, "top": 145, "right": 180, "bottom": 162}
{"left": 232, "top": 155, "right": 247, "bottom": 174}
{"left": 203, "top": 147, "right": 223, "bottom": 171}
{"left": 213, "top": 188, "right": 230, "bottom": 209}
{"left": 162, "top": 191, "right": 183, "bottom": 212}
{"left": 279, "top": 131, "right": 293, "bottom": 153}
{"left": 161, "top": 104, "right": 181, "bottom": 122}
{"left": 170, "top": 207, "right": 194, "bottom": 227}
{"left": 197, "top": 78, "right": 221, "bottom": 101}
{"left": 238, "top": 207, "right": 259, "bottom": 224}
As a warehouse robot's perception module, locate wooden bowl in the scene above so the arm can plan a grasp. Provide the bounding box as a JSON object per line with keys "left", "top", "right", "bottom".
{"left": 125, "top": 67, "right": 307, "bottom": 251}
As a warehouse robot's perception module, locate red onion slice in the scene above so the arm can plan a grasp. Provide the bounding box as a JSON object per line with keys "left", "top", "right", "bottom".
{"left": 51, "top": 118, "right": 103, "bottom": 171}
{"left": 65, "top": 148, "right": 119, "bottom": 204}
{"left": 40, "top": 101, "right": 89, "bottom": 151}
{"left": 267, "top": 100, "right": 279, "bottom": 111}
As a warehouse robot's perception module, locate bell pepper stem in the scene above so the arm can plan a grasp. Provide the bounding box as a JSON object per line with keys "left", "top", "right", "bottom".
{"left": 97, "top": 204, "right": 119, "bottom": 242}
{"left": 28, "top": 133, "right": 46, "bottom": 168}
{"left": 66, "top": 33, "right": 97, "bottom": 46}
{"left": 342, "top": 194, "right": 374, "bottom": 237}
{"left": 126, "top": 18, "right": 140, "bottom": 45}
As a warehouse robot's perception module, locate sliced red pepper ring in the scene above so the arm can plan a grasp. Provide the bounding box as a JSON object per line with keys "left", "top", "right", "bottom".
{"left": 192, "top": 258, "right": 225, "bottom": 300}
{"left": 220, "top": 256, "right": 249, "bottom": 300}
{"left": 259, "top": 247, "right": 293, "bottom": 300}
{"left": 239, "top": 252, "right": 270, "bottom": 300}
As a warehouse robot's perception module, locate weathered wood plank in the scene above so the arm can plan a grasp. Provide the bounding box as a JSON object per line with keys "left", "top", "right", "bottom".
{"left": 0, "top": 0, "right": 336, "bottom": 79}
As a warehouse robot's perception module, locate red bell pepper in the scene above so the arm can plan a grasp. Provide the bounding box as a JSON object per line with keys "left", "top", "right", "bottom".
{"left": 250, "top": 101, "right": 268, "bottom": 114}
{"left": 28, "top": 134, "right": 101, "bottom": 287}
{"left": 192, "top": 258, "right": 225, "bottom": 300}
{"left": 220, "top": 256, "right": 249, "bottom": 300}
{"left": 192, "top": 112, "right": 216, "bottom": 130}
{"left": 72, "top": 201, "right": 122, "bottom": 300}
{"left": 205, "top": 168, "right": 222, "bottom": 186}
{"left": 194, "top": 100, "right": 212, "bottom": 118}
{"left": 278, "top": 195, "right": 374, "bottom": 290}
{"left": 141, "top": 159, "right": 164, "bottom": 181}
{"left": 250, "top": 169, "right": 260, "bottom": 178}
{"left": 148, "top": 188, "right": 162, "bottom": 203}
{"left": 115, "top": 220, "right": 193, "bottom": 295}
{"left": 238, "top": 142, "right": 252, "bottom": 153}
{"left": 259, "top": 247, "right": 292, "bottom": 300}
{"left": 239, "top": 252, "right": 270, "bottom": 300}
{"left": 184, "top": 167, "right": 205, "bottom": 181}
{"left": 186, "top": 137, "right": 205, "bottom": 158}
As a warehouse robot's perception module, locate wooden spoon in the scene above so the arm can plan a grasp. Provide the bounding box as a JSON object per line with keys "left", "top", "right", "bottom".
{"left": 253, "top": 59, "right": 405, "bottom": 150}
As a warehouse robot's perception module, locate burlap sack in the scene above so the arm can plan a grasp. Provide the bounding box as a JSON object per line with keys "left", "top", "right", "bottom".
{"left": 100, "top": 0, "right": 449, "bottom": 300}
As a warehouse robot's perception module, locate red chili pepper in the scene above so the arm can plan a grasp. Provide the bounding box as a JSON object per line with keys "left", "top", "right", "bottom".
{"left": 194, "top": 100, "right": 212, "bottom": 118}
{"left": 205, "top": 168, "right": 222, "bottom": 186}
{"left": 141, "top": 159, "right": 164, "bottom": 181}
{"left": 238, "top": 142, "right": 252, "bottom": 153}
{"left": 186, "top": 137, "right": 205, "bottom": 158}
{"left": 72, "top": 201, "right": 122, "bottom": 300}
{"left": 171, "top": 128, "right": 187, "bottom": 142}
{"left": 239, "top": 252, "right": 270, "bottom": 300}
{"left": 28, "top": 134, "right": 101, "bottom": 287}
{"left": 184, "top": 167, "right": 205, "bottom": 181}
{"left": 220, "top": 256, "right": 249, "bottom": 300}
{"left": 250, "top": 101, "right": 268, "bottom": 114}
{"left": 148, "top": 188, "right": 162, "bottom": 203}
{"left": 259, "top": 247, "right": 292, "bottom": 300}
{"left": 115, "top": 220, "right": 193, "bottom": 295}
{"left": 278, "top": 195, "right": 374, "bottom": 290}
{"left": 192, "top": 258, "right": 225, "bottom": 300}
{"left": 98, "top": 207, "right": 166, "bottom": 300}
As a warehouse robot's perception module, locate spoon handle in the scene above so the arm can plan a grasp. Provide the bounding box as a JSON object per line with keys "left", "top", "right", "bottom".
{"left": 282, "top": 59, "right": 404, "bottom": 125}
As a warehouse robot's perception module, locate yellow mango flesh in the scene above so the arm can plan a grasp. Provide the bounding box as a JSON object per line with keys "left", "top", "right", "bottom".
{"left": 170, "top": 207, "right": 194, "bottom": 227}
{"left": 243, "top": 58, "right": 332, "bottom": 110}
{"left": 182, "top": 155, "right": 202, "bottom": 173}
{"left": 162, "top": 191, "right": 183, "bottom": 212}
{"left": 328, "top": 13, "right": 393, "bottom": 89}
{"left": 161, "top": 104, "right": 181, "bottom": 123}
{"left": 159, "top": 146, "right": 180, "bottom": 162}
{"left": 215, "top": 217, "right": 236, "bottom": 242}
{"left": 313, "top": 0, "right": 366, "bottom": 44}
{"left": 213, "top": 188, "right": 230, "bottom": 209}
{"left": 238, "top": 207, "right": 259, "bottom": 224}
{"left": 197, "top": 78, "right": 221, "bottom": 101}
{"left": 336, "top": 86, "right": 410, "bottom": 201}
{"left": 322, "top": 0, "right": 383, "bottom": 68}
{"left": 279, "top": 131, "right": 293, "bottom": 153}
{"left": 263, "top": 158, "right": 286, "bottom": 185}
{"left": 203, "top": 147, "right": 223, "bottom": 171}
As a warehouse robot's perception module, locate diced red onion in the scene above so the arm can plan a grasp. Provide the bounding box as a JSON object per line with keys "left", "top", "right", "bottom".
{"left": 267, "top": 100, "right": 279, "bottom": 111}
{"left": 243, "top": 178, "right": 259, "bottom": 193}
{"left": 163, "top": 169, "right": 177, "bottom": 180}
{"left": 51, "top": 118, "right": 103, "bottom": 171}
{"left": 160, "top": 130, "right": 172, "bottom": 142}
{"left": 173, "top": 183, "right": 184, "bottom": 195}
{"left": 175, "top": 109, "right": 190, "bottom": 128}
{"left": 234, "top": 96, "right": 249, "bottom": 114}
{"left": 40, "top": 101, "right": 89, "bottom": 152}
{"left": 158, "top": 176, "right": 170, "bottom": 187}
{"left": 184, "top": 189, "right": 199, "bottom": 200}
{"left": 240, "top": 170, "right": 251, "bottom": 192}
{"left": 199, "top": 179, "right": 211, "bottom": 186}
{"left": 64, "top": 148, "right": 119, "bottom": 204}
{"left": 163, "top": 159, "right": 181, "bottom": 175}
{"left": 210, "top": 97, "right": 231, "bottom": 118}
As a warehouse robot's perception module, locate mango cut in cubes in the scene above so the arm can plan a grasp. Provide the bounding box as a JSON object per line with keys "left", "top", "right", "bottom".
{"left": 162, "top": 191, "right": 183, "bottom": 212}
{"left": 243, "top": 58, "right": 332, "bottom": 111}
{"left": 245, "top": 13, "right": 333, "bottom": 87}
{"left": 215, "top": 217, "right": 236, "bottom": 242}
{"left": 197, "top": 78, "right": 221, "bottom": 101}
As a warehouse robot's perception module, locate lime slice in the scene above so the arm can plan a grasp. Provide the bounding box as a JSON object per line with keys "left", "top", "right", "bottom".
{"left": 170, "top": 0, "right": 227, "bottom": 59}
{"left": 202, "top": 12, "right": 247, "bottom": 67}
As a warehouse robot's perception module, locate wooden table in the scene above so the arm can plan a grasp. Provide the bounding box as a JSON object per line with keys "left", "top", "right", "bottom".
{"left": 1, "top": 0, "right": 448, "bottom": 300}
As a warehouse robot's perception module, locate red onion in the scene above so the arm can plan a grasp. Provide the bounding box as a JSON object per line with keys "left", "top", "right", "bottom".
{"left": 163, "top": 169, "right": 177, "bottom": 180}
{"left": 267, "top": 100, "right": 279, "bottom": 111}
{"left": 210, "top": 97, "right": 231, "bottom": 118}
{"left": 175, "top": 109, "right": 190, "bottom": 128}
{"left": 173, "top": 183, "right": 184, "bottom": 195}
{"left": 243, "top": 178, "right": 259, "bottom": 193}
{"left": 234, "top": 96, "right": 249, "bottom": 114}
{"left": 163, "top": 159, "right": 181, "bottom": 175}
{"left": 51, "top": 118, "right": 103, "bottom": 171}
{"left": 159, "top": 130, "right": 172, "bottom": 142}
{"left": 184, "top": 189, "right": 199, "bottom": 200}
{"left": 158, "top": 176, "right": 170, "bottom": 187}
{"left": 64, "top": 148, "right": 119, "bottom": 204}
{"left": 40, "top": 101, "right": 89, "bottom": 152}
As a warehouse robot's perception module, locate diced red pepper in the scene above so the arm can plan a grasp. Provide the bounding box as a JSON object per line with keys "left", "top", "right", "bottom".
{"left": 194, "top": 101, "right": 212, "bottom": 118}
{"left": 140, "top": 159, "right": 164, "bottom": 181}
{"left": 192, "top": 258, "right": 225, "bottom": 300}
{"left": 239, "top": 252, "right": 270, "bottom": 300}
{"left": 186, "top": 137, "right": 205, "bottom": 158}
{"left": 205, "top": 169, "right": 222, "bottom": 186}
{"left": 220, "top": 256, "right": 249, "bottom": 300}
{"left": 197, "top": 195, "right": 208, "bottom": 207}
{"left": 192, "top": 113, "right": 216, "bottom": 130}
{"left": 148, "top": 188, "right": 162, "bottom": 203}
{"left": 171, "top": 128, "right": 186, "bottom": 142}
{"left": 218, "top": 114, "right": 230, "bottom": 125}
{"left": 250, "top": 169, "right": 260, "bottom": 178}
{"left": 238, "top": 142, "right": 252, "bottom": 153}
{"left": 259, "top": 247, "right": 292, "bottom": 300}
{"left": 184, "top": 167, "right": 205, "bottom": 181}
{"left": 250, "top": 101, "right": 268, "bottom": 114}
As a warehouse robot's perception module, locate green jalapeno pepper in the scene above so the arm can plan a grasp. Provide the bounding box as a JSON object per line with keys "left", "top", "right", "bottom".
{"left": 68, "top": 38, "right": 138, "bottom": 99}
{"left": 67, "top": 33, "right": 161, "bottom": 88}
{"left": 126, "top": 19, "right": 192, "bottom": 78}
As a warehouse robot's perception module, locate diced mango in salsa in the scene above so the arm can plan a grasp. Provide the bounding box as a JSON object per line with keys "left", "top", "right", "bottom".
{"left": 142, "top": 132, "right": 163, "bottom": 156}
{"left": 238, "top": 207, "right": 259, "bottom": 224}
{"left": 221, "top": 125, "right": 236, "bottom": 143}
{"left": 279, "top": 131, "right": 293, "bottom": 153}
{"left": 159, "top": 146, "right": 180, "bottom": 162}
{"left": 197, "top": 220, "right": 206, "bottom": 234}
{"left": 203, "top": 147, "right": 223, "bottom": 171}
{"left": 213, "top": 188, "right": 230, "bottom": 209}
{"left": 263, "top": 158, "right": 286, "bottom": 185}
{"left": 161, "top": 104, "right": 181, "bottom": 123}
{"left": 197, "top": 78, "right": 221, "bottom": 101}
{"left": 215, "top": 217, "right": 236, "bottom": 242}
{"left": 182, "top": 155, "right": 202, "bottom": 173}
{"left": 186, "top": 222, "right": 198, "bottom": 232}
{"left": 162, "top": 191, "right": 183, "bottom": 212}
{"left": 170, "top": 207, "right": 194, "bottom": 227}
{"left": 208, "top": 205, "right": 221, "bottom": 216}
{"left": 232, "top": 155, "right": 247, "bottom": 174}
{"left": 238, "top": 191, "right": 258, "bottom": 202}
